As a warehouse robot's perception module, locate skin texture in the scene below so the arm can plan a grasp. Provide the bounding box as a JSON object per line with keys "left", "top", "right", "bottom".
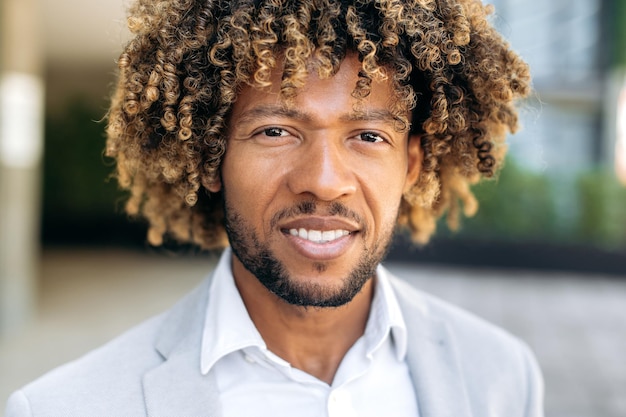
{"left": 103, "top": 0, "right": 531, "bottom": 392}
{"left": 208, "top": 54, "right": 422, "bottom": 383}
{"left": 107, "top": 0, "right": 531, "bottom": 249}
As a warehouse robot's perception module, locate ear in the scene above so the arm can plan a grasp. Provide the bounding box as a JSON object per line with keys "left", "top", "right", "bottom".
{"left": 403, "top": 134, "right": 423, "bottom": 194}
{"left": 206, "top": 176, "right": 222, "bottom": 193}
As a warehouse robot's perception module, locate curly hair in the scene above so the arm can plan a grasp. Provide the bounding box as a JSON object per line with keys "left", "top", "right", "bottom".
{"left": 105, "top": 0, "right": 531, "bottom": 249}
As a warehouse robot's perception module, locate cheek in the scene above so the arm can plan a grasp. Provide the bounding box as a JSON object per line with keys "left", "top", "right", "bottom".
{"left": 359, "top": 159, "right": 409, "bottom": 224}
{"left": 221, "top": 152, "right": 253, "bottom": 209}
{"left": 221, "top": 150, "right": 286, "bottom": 218}
{"left": 222, "top": 148, "right": 262, "bottom": 192}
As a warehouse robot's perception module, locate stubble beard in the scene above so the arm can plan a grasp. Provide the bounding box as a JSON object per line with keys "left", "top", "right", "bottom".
{"left": 224, "top": 201, "right": 395, "bottom": 308}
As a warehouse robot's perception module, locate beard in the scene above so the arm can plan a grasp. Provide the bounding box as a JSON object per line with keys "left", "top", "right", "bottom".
{"left": 224, "top": 200, "right": 395, "bottom": 308}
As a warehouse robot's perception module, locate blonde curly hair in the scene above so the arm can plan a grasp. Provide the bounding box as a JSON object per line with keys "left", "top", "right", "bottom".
{"left": 106, "top": 0, "right": 531, "bottom": 249}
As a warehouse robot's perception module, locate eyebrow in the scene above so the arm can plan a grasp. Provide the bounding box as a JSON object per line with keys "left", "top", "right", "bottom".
{"left": 235, "top": 105, "right": 312, "bottom": 125}
{"left": 339, "top": 109, "right": 400, "bottom": 124}
{"left": 235, "top": 104, "right": 401, "bottom": 126}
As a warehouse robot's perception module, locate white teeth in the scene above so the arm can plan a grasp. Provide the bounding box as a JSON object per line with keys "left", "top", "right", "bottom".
{"left": 288, "top": 229, "right": 350, "bottom": 243}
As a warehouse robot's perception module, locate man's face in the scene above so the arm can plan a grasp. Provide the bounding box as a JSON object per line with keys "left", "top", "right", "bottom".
{"left": 210, "top": 54, "right": 422, "bottom": 307}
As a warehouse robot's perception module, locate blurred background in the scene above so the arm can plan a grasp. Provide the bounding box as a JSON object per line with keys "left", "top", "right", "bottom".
{"left": 0, "top": 0, "right": 625, "bottom": 416}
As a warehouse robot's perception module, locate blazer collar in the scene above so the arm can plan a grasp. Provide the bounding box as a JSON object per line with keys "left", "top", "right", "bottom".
{"left": 391, "top": 277, "right": 473, "bottom": 417}
{"left": 142, "top": 274, "right": 224, "bottom": 417}
{"left": 142, "top": 266, "right": 472, "bottom": 417}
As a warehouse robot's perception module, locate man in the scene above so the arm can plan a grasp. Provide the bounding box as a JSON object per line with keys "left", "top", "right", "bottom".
{"left": 6, "top": 0, "right": 543, "bottom": 415}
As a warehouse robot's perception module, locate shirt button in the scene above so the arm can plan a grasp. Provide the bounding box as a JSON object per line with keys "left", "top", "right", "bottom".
{"left": 243, "top": 354, "right": 256, "bottom": 364}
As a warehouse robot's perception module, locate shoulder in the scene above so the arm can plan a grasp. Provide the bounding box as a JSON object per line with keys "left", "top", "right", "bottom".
{"left": 389, "top": 272, "right": 530, "bottom": 353}
{"left": 6, "top": 313, "right": 165, "bottom": 417}
{"left": 388, "top": 273, "right": 543, "bottom": 416}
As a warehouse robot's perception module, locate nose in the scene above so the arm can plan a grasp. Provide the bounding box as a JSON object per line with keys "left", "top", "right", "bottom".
{"left": 287, "top": 138, "right": 357, "bottom": 201}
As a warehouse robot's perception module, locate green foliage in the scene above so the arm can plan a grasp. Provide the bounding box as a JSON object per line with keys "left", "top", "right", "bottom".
{"left": 43, "top": 98, "right": 123, "bottom": 218}
{"left": 41, "top": 99, "right": 626, "bottom": 250}
{"left": 449, "top": 159, "right": 626, "bottom": 249}
{"left": 576, "top": 169, "right": 626, "bottom": 248}
{"left": 614, "top": 0, "right": 626, "bottom": 67}
{"left": 457, "top": 159, "right": 559, "bottom": 242}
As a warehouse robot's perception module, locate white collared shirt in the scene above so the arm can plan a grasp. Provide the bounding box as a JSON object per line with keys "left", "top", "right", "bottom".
{"left": 201, "top": 248, "right": 419, "bottom": 417}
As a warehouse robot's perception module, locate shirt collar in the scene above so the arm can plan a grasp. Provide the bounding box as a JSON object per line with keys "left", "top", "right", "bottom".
{"left": 201, "top": 247, "right": 266, "bottom": 375}
{"left": 365, "top": 264, "right": 408, "bottom": 361}
{"left": 200, "top": 248, "right": 408, "bottom": 374}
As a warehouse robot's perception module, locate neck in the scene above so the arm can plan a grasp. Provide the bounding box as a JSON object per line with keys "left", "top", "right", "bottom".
{"left": 232, "top": 256, "right": 374, "bottom": 384}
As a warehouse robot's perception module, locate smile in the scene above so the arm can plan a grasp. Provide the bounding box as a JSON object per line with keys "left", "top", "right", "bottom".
{"left": 288, "top": 228, "right": 350, "bottom": 243}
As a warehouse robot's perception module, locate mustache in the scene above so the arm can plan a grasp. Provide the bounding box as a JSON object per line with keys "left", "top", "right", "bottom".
{"left": 270, "top": 201, "right": 365, "bottom": 230}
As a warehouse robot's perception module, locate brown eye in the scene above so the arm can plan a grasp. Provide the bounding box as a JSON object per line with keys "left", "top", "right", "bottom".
{"left": 359, "top": 132, "right": 384, "bottom": 143}
{"left": 264, "top": 127, "right": 287, "bottom": 137}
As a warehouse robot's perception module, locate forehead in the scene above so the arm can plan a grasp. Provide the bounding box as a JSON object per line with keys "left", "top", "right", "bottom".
{"left": 232, "top": 54, "right": 409, "bottom": 126}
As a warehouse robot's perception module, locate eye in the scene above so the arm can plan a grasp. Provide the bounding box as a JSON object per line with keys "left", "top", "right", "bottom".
{"left": 262, "top": 127, "right": 288, "bottom": 137}
{"left": 358, "top": 132, "right": 385, "bottom": 143}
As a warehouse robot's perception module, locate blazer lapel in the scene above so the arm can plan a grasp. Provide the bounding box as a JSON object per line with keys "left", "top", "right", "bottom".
{"left": 143, "top": 348, "right": 222, "bottom": 417}
{"left": 142, "top": 274, "right": 223, "bottom": 417}
{"left": 392, "top": 278, "right": 473, "bottom": 417}
{"left": 142, "top": 267, "right": 473, "bottom": 417}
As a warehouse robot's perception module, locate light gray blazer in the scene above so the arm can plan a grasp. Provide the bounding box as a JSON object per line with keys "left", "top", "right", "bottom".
{"left": 5, "top": 272, "right": 543, "bottom": 417}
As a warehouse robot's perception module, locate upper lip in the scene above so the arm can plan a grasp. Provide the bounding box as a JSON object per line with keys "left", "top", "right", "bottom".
{"left": 279, "top": 216, "right": 360, "bottom": 232}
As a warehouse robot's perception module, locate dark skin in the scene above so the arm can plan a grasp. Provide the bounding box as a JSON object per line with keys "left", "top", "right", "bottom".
{"left": 209, "top": 54, "right": 422, "bottom": 384}
{"left": 233, "top": 255, "right": 374, "bottom": 384}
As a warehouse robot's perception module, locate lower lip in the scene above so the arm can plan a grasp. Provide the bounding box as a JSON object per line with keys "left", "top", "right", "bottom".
{"left": 282, "top": 231, "right": 356, "bottom": 261}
